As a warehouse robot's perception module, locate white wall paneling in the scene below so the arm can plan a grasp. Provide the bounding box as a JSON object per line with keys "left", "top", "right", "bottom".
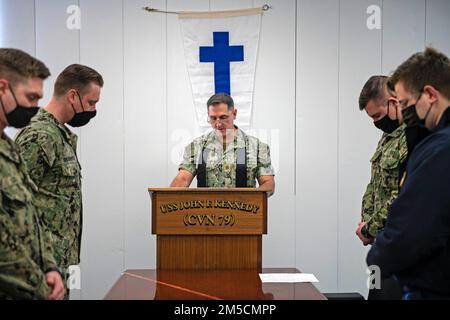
{"left": 2, "top": 0, "right": 449, "bottom": 299}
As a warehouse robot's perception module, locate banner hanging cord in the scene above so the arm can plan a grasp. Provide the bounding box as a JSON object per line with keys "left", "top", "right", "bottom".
{"left": 143, "top": 4, "right": 272, "bottom": 14}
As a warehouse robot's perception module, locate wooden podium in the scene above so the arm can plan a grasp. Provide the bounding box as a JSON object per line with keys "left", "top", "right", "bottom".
{"left": 149, "top": 188, "right": 267, "bottom": 271}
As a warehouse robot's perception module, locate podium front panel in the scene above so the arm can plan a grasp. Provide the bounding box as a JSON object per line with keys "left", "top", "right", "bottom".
{"left": 151, "top": 189, "right": 267, "bottom": 235}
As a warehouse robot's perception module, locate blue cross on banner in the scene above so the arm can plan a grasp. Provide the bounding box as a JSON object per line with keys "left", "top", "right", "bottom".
{"left": 178, "top": 9, "right": 262, "bottom": 127}
{"left": 200, "top": 32, "right": 244, "bottom": 95}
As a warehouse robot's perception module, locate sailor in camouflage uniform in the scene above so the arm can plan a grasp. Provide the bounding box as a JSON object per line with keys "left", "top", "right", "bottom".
{"left": 360, "top": 127, "right": 408, "bottom": 238}
{"left": 0, "top": 48, "right": 64, "bottom": 299}
{"left": 357, "top": 75, "right": 407, "bottom": 300}
{"left": 171, "top": 93, "right": 275, "bottom": 194}
{"left": 16, "top": 109, "right": 82, "bottom": 270}
{"left": 15, "top": 64, "right": 103, "bottom": 297}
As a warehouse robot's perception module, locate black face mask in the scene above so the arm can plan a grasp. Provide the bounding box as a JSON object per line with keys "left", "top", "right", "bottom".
{"left": 402, "top": 101, "right": 433, "bottom": 154}
{"left": 402, "top": 92, "right": 433, "bottom": 128}
{"left": 0, "top": 86, "right": 39, "bottom": 128}
{"left": 67, "top": 91, "right": 97, "bottom": 127}
{"left": 402, "top": 104, "right": 422, "bottom": 127}
{"left": 374, "top": 115, "right": 400, "bottom": 133}
{"left": 374, "top": 104, "right": 400, "bottom": 134}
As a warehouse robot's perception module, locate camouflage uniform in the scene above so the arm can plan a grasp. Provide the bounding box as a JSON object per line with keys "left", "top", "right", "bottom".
{"left": 361, "top": 125, "right": 408, "bottom": 238}
{"left": 180, "top": 127, "right": 274, "bottom": 187}
{"left": 15, "top": 109, "right": 82, "bottom": 271}
{"left": 0, "top": 134, "right": 58, "bottom": 299}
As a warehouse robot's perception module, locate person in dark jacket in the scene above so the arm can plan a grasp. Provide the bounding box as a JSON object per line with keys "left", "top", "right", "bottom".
{"left": 367, "top": 47, "right": 450, "bottom": 300}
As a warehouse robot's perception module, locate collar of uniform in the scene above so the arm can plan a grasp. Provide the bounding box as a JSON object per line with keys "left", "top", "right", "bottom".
{"left": 37, "top": 108, "right": 78, "bottom": 148}
{"left": 234, "top": 126, "right": 246, "bottom": 149}
{"left": 0, "top": 133, "right": 21, "bottom": 164}
{"left": 204, "top": 126, "right": 246, "bottom": 150}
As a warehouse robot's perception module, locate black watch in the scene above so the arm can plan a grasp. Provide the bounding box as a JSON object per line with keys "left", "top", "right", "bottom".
{"left": 46, "top": 267, "right": 64, "bottom": 279}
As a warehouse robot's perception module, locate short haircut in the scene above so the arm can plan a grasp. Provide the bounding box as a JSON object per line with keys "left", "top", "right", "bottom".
{"left": 54, "top": 64, "right": 104, "bottom": 97}
{"left": 358, "top": 75, "right": 389, "bottom": 110}
{"left": 388, "top": 47, "right": 450, "bottom": 99}
{"left": 0, "top": 48, "right": 50, "bottom": 85}
{"left": 206, "top": 92, "right": 234, "bottom": 111}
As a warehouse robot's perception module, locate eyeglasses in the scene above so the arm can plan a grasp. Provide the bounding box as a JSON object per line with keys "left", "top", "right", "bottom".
{"left": 207, "top": 114, "right": 231, "bottom": 124}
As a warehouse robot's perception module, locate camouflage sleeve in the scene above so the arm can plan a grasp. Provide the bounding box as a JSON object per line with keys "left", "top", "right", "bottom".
{"left": 366, "top": 190, "right": 398, "bottom": 238}
{"left": 361, "top": 182, "right": 375, "bottom": 223}
{"left": 15, "top": 131, "right": 58, "bottom": 272}
{"left": 15, "top": 130, "right": 55, "bottom": 185}
{"left": 256, "top": 142, "right": 275, "bottom": 178}
{"left": 37, "top": 210, "right": 58, "bottom": 273}
{"left": 363, "top": 177, "right": 391, "bottom": 238}
{"left": 0, "top": 198, "right": 50, "bottom": 300}
{"left": 179, "top": 142, "right": 197, "bottom": 176}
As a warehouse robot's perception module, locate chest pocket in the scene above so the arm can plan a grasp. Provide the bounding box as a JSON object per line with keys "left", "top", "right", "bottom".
{"left": 1, "top": 173, "right": 33, "bottom": 204}
{"left": 247, "top": 150, "right": 257, "bottom": 174}
{"left": 1, "top": 174, "right": 34, "bottom": 235}
{"left": 244, "top": 141, "right": 258, "bottom": 178}
{"left": 379, "top": 154, "right": 400, "bottom": 170}
{"left": 374, "top": 144, "right": 401, "bottom": 191}
{"left": 60, "top": 145, "right": 81, "bottom": 178}
{"left": 205, "top": 149, "right": 220, "bottom": 170}
{"left": 379, "top": 144, "right": 401, "bottom": 170}
{"left": 61, "top": 157, "right": 79, "bottom": 176}
{"left": 370, "top": 148, "right": 382, "bottom": 165}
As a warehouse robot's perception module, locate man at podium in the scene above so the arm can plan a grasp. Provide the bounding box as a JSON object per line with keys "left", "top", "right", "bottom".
{"left": 170, "top": 93, "right": 275, "bottom": 196}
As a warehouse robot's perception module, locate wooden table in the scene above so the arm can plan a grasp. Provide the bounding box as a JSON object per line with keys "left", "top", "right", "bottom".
{"left": 104, "top": 268, "right": 326, "bottom": 300}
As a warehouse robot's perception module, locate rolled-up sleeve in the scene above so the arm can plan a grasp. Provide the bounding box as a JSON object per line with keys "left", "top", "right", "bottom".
{"left": 179, "top": 142, "right": 197, "bottom": 176}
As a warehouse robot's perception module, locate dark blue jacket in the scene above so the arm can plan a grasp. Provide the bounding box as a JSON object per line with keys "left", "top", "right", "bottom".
{"left": 367, "top": 107, "right": 450, "bottom": 295}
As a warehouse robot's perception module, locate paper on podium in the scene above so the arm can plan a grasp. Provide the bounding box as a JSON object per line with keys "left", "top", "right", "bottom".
{"left": 259, "top": 273, "right": 319, "bottom": 283}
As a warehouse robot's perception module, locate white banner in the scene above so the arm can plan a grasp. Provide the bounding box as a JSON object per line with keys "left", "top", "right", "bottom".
{"left": 179, "top": 8, "right": 262, "bottom": 128}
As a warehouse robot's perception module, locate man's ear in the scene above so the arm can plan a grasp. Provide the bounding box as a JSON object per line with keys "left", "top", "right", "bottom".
{"left": 387, "top": 97, "right": 400, "bottom": 119}
{"left": 423, "top": 85, "right": 439, "bottom": 104}
{"left": 0, "top": 79, "right": 8, "bottom": 96}
{"left": 66, "top": 89, "right": 77, "bottom": 104}
{"left": 232, "top": 108, "right": 237, "bottom": 119}
{"left": 387, "top": 96, "right": 398, "bottom": 106}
